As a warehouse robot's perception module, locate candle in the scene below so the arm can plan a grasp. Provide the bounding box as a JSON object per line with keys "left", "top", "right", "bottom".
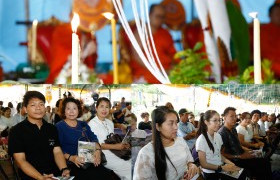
{"left": 71, "top": 13, "right": 80, "bottom": 84}
{"left": 249, "top": 12, "right": 262, "bottom": 84}
{"left": 103, "top": 12, "right": 119, "bottom": 84}
{"left": 31, "top": 19, "right": 38, "bottom": 61}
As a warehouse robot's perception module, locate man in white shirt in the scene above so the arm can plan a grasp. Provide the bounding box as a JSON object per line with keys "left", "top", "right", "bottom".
{"left": 276, "top": 114, "right": 280, "bottom": 124}
{"left": 12, "top": 102, "right": 26, "bottom": 124}
{"left": 258, "top": 112, "right": 267, "bottom": 136}
{"left": 8, "top": 102, "right": 16, "bottom": 116}
{"left": 123, "top": 102, "right": 132, "bottom": 124}
{"left": 265, "top": 113, "right": 274, "bottom": 131}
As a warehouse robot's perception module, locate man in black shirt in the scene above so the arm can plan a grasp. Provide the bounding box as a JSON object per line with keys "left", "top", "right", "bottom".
{"left": 113, "top": 102, "right": 125, "bottom": 124}
{"left": 8, "top": 91, "right": 70, "bottom": 180}
{"left": 218, "top": 107, "right": 272, "bottom": 180}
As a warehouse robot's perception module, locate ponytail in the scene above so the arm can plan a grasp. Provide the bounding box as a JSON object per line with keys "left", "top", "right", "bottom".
{"left": 197, "top": 110, "right": 217, "bottom": 153}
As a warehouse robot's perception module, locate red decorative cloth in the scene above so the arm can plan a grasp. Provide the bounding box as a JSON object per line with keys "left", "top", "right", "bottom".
{"left": 260, "top": 23, "right": 280, "bottom": 78}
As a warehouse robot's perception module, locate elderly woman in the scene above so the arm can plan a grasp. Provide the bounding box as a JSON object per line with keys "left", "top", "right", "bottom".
{"left": 56, "top": 97, "right": 113, "bottom": 179}
{"left": 133, "top": 106, "right": 199, "bottom": 180}
{"left": 0, "top": 107, "right": 17, "bottom": 128}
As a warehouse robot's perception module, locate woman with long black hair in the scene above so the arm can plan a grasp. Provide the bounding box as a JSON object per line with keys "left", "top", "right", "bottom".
{"left": 133, "top": 106, "right": 199, "bottom": 180}
{"left": 196, "top": 110, "right": 243, "bottom": 180}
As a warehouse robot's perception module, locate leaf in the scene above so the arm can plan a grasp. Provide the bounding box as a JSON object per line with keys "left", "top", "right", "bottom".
{"left": 169, "top": 42, "right": 212, "bottom": 84}
{"left": 193, "top": 42, "right": 203, "bottom": 52}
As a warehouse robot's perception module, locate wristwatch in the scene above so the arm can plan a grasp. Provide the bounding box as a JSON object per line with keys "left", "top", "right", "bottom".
{"left": 233, "top": 155, "right": 239, "bottom": 158}
{"left": 215, "top": 165, "right": 222, "bottom": 173}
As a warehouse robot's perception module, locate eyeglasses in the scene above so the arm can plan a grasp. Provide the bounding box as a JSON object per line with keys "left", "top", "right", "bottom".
{"left": 210, "top": 119, "right": 221, "bottom": 124}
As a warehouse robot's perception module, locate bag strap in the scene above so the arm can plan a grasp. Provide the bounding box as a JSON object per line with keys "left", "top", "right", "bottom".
{"left": 78, "top": 121, "right": 91, "bottom": 142}
{"left": 106, "top": 133, "right": 114, "bottom": 140}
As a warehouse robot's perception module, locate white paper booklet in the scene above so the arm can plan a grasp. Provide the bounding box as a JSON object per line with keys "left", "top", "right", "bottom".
{"left": 220, "top": 168, "right": 244, "bottom": 179}
{"left": 52, "top": 176, "right": 75, "bottom": 180}
{"left": 78, "top": 141, "right": 96, "bottom": 163}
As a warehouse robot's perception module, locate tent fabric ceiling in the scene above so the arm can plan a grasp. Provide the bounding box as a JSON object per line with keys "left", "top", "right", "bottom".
{"left": 200, "top": 84, "right": 280, "bottom": 105}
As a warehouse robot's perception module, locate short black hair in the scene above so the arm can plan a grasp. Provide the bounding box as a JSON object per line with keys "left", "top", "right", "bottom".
{"left": 60, "top": 97, "right": 83, "bottom": 119}
{"left": 8, "top": 102, "right": 13, "bottom": 108}
{"left": 141, "top": 112, "right": 149, "bottom": 118}
{"left": 96, "top": 97, "right": 111, "bottom": 109}
{"left": 16, "top": 102, "right": 23, "bottom": 113}
{"left": 261, "top": 112, "right": 268, "bottom": 117}
{"left": 23, "top": 91, "right": 45, "bottom": 107}
{"left": 149, "top": 3, "right": 163, "bottom": 15}
{"left": 269, "top": 3, "right": 280, "bottom": 16}
{"left": 251, "top": 109, "right": 261, "bottom": 117}
{"left": 2, "top": 107, "right": 11, "bottom": 113}
{"left": 223, "top": 107, "right": 236, "bottom": 116}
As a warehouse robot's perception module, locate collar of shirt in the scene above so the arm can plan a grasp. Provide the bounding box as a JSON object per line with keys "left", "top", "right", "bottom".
{"left": 23, "top": 118, "right": 47, "bottom": 130}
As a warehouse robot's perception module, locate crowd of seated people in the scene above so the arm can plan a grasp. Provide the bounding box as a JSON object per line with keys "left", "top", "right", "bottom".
{"left": 133, "top": 103, "right": 280, "bottom": 180}
{"left": 1, "top": 91, "right": 280, "bottom": 179}
{"left": 4, "top": 92, "right": 133, "bottom": 180}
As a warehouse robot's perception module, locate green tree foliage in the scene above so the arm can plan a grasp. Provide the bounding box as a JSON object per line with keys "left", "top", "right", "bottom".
{"left": 169, "top": 42, "right": 212, "bottom": 84}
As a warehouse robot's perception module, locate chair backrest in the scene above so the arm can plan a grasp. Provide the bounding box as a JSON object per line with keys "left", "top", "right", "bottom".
{"left": 191, "top": 145, "right": 200, "bottom": 166}
{"left": 114, "top": 128, "right": 123, "bottom": 135}
{"left": 144, "top": 129, "right": 152, "bottom": 135}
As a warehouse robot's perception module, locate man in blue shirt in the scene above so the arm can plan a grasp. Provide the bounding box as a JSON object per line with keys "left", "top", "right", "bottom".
{"left": 177, "top": 108, "right": 196, "bottom": 149}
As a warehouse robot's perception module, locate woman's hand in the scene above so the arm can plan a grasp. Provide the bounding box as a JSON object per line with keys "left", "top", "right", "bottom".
{"left": 93, "top": 150, "right": 101, "bottom": 167}
{"left": 240, "top": 151, "right": 255, "bottom": 159}
{"left": 257, "top": 142, "right": 264, "bottom": 148}
{"left": 183, "top": 163, "right": 199, "bottom": 180}
{"left": 72, "top": 155, "right": 85, "bottom": 168}
{"left": 114, "top": 143, "right": 130, "bottom": 150}
{"left": 222, "top": 164, "right": 240, "bottom": 172}
{"left": 38, "top": 174, "right": 54, "bottom": 180}
{"left": 61, "top": 169, "right": 70, "bottom": 178}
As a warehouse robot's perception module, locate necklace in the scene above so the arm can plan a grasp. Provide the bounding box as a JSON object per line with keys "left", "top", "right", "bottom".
{"left": 99, "top": 119, "right": 109, "bottom": 134}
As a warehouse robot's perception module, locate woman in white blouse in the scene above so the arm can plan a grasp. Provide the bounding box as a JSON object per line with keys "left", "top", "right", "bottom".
{"left": 236, "top": 112, "right": 264, "bottom": 150}
{"left": 196, "top": 110, "right": 241, "bottom": 180}
{"left": 133, "top": 106, "right": 199, "bottom": 180}
{"left": 88, "top": 97, "right": 131, "bottom": 180}
{"left": 0, "top": 107, "right": 16, "bottom": 128}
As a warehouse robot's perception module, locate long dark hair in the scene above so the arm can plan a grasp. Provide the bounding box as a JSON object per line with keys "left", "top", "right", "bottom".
{"left": 152, "top": 106, "right": 178, "bottom": 180}
{"left": 196, "top": 110, "right": 218, "bottom": 153}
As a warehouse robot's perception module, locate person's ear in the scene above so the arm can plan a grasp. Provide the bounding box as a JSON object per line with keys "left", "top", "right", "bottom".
{"left": 156, "top": 123, "right": 160, "bottom": 131}
{"left": 23, "top": 107, "right": 27, "bottom": 114}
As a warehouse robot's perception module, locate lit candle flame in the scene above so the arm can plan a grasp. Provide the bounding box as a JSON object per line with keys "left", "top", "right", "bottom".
{"left": 71, "top": 13, "right": 80, "bottom": 33}
{"left": 249, "top": 12, "right": 258, "bottom": 19}
{"left": 33, "top": 19, "right": 38, "bottom": 26}
{"left": 102, "top": 12, "right": 114, "bottom": 20}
